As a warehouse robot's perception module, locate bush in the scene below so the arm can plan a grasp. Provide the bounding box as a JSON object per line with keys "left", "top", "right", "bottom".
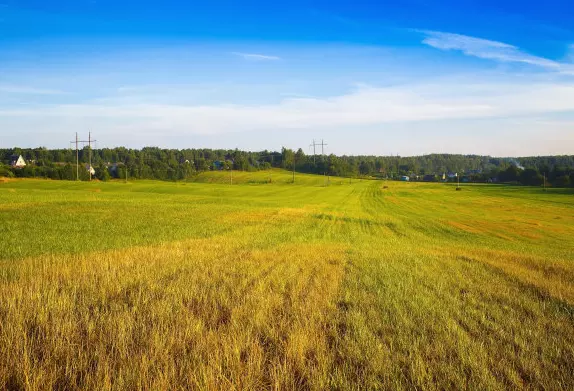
{"left": 0, "top": 165, "right": 14, "bottom": 178}
{"left": 519, "top": 168, "right": 544, "bottom": 186}
{"left": 554, "top": 176, "right": 571, "bottom": 188}
{"left": 97, "top": 166, "right": 111, "bottom": 181}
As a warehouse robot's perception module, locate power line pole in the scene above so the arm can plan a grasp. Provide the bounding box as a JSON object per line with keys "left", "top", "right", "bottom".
{"left": 292, "top": 154, "right": 296, "bottom": 184}
{"left": 322, "top": 140, "right": 328, "bottom": 185}
{"left": 309, "top": 139, "right": 328, "bottom": 185}
{"left": 75, "top": 132, "right": 79, "bottom": 181}
{"left": 310, "top": 139, "right": 316, "bottom": 165}
{"left": 89, "top": 132, "right": 92, "bottom": 181}
{"left": 310, "top": 138, "right": 327, "bottom": 168}
{"left": 319, "top": 139, "right": 327, "bottom": 156}
{"left": 70, "top": 132, "right": 97, "bottom": 181}
{"left": 70, "top": 132, "right": 81, "bottom": 181}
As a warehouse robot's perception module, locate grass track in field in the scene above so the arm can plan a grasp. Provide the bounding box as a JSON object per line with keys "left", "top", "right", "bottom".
{"left": 1, "top": 171, "right": 573, "bottom": 390}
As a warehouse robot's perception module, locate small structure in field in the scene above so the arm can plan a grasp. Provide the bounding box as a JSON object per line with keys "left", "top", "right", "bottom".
{"left": 10, "top": 155, "right": 26, "bottom": 168}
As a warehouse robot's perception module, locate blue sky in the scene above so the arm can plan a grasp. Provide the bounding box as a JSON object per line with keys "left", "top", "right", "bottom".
{"left": 1, "top": 0, "right": 574, "bottom": 156}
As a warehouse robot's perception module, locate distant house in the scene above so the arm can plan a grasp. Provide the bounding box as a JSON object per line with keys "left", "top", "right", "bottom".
{"left": 86, "top": 164, "right": 96, "bottom": 176}
{"left": 423, "top": 174, "right": 436, "bottom": 182}
{"left": 213, "top": 161, "right": 224, "bottom": 170}
{"left": 400, "top": 175, "right": 410, "bottom": 181}
{"left": 10, "top": 155, "right": 26, "bottom": 168}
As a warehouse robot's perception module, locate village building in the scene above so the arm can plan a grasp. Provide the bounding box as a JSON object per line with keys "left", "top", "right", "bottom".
{"left": 10, "top": 155, "right": 26, "bottom": 168}
{"left": 86, "top": 164, "right": 96, "bottom": 176}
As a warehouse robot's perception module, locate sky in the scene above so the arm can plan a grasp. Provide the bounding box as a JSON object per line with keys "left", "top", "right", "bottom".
{"left": 1, "top": 0, "right": 574, "bottom": 156}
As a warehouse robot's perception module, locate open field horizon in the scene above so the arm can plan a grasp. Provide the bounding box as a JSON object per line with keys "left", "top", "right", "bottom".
{"left": 1, "top": 171, "right": 574, "bottom": 390}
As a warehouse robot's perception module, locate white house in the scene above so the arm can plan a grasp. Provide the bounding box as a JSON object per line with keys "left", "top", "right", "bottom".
{"left": 10, "top": 155, "right": 26, "bottom": 168}
{"left": 86, "top": 164, "right": 96, "bottom": 176}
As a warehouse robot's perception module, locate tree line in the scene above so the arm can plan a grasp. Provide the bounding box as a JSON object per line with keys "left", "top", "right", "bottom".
{"left": 1, "top": 147, "right": 574, "bottom": 187}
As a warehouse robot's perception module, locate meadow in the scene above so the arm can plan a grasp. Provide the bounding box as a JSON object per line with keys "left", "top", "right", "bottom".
{"left": 1, "top": 171, "right": 573, "bottom": 390}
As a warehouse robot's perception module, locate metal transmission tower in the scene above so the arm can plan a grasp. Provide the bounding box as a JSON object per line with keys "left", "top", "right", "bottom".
{"left": 309, "top": 139, "right": 328, "bottom": 165}
{"left": 310, "top": 139, "right": 329, "bottom": 185}
{"left": 319, "top": 139, "right": 327, "bottom": 156}
{"left": 70, "top": 132, "right": 97, "bottom": 181}
{"left": 293, "top": 154, "right": 296, "bottom": 184}
{"left": 310, "top": 139, "right": 316, "bottom": 165}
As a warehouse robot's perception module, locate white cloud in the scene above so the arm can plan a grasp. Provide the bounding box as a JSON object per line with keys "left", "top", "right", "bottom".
{"left": 2, "top": 36, "right": 574, "bottom": 154}
{"left": 2, "top": 77, "right": 574, "bottom": 136}
{"left": 231, "top": 52, "right": 281, "bottom": 61}
{"left": 421, "top": 30, "right": 574, "bottom": 74}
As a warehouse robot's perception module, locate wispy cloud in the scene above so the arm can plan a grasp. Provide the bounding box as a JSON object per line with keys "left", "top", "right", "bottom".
{"left": 231, "top": 52, "right": 281, "bottom": 61}
{"left": 3, "top": 77, "right": 574, "bottom": 132}
{"left": 2, "top": 76, "right": 574, "bottom": 155}
{"left": 420, "top": 30, "right": 574, "bottom": 74}
{"left": 0, "top": 85, "right": 67, "bottom": 95}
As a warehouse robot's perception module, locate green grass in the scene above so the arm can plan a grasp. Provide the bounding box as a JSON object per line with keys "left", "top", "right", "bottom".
{"left": 1, "top": 172, "right": 573, "bottom": 390}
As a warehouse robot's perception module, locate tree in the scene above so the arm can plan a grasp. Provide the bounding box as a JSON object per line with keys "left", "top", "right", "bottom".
{"left": 499, "top": 165, "right": 521, "bottom": 182}
{"left": 61, "top": 164, "right": 75, "bottom": 181}
{"left": 281, "top": 147, "right": 294, "bottom": 169}
{"left": 115, "top": 166, "right": 126, "bottom": 180}
{"left": 97, "top": 165, "right": 111, "bottom": 181}
{"left": 554, "top": 176, "right": 571, "bottom": 187}
{"left": 519, "top": 168, "right": 543, "bottom": 186}
{"left": 0, "top": 165, "right": 14, "bottom": 178}
{"left": 2, "top": 147, "right": 574, "bottom": 183}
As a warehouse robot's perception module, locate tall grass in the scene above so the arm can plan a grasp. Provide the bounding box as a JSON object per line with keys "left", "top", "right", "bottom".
{"left": 1, "top": 173, "right": 573, "bottom": 389}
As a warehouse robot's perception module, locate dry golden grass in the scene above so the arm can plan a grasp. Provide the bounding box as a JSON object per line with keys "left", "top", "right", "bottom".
{"left": 1, "top": 238, "right": 348, "bottom": 389}
{"left": 1, "top": 175, "right": 573, "bottom": 390}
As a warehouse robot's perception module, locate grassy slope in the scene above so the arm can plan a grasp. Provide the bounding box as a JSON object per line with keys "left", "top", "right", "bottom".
{"left": 1, "top": 172, "right": 573, "bottom": 390}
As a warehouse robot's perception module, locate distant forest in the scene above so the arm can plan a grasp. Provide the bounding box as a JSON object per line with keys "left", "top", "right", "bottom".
{"left": 1, "top": 147, "right": 574, "bottom": 187}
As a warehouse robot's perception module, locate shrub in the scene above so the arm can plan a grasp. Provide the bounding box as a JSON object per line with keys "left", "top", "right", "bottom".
{"left": 0, "top": 165, "right": 14, "bottom": 178}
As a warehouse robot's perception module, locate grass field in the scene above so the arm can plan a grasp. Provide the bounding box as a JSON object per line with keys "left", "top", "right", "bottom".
{"left": 1, "top": 171, "right": 573, "bottom": 390}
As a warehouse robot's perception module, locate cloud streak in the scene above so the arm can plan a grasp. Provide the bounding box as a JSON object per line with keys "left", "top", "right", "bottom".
{"left": 421, "top": 30, "right": 574, "bottom": 74}
{"left": 231, "top": 52, "right": 281, "bottom": 61}
{"left": 2, "top": 78, "right": 574, "bottom": 135}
